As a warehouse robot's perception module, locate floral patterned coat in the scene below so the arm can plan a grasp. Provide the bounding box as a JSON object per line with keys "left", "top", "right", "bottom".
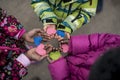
{"left": 0, "top": 8, "right": 28, "bottom": 80}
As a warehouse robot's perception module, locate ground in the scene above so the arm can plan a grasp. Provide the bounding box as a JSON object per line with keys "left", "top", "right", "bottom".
{"left": 0, "top": 0, "right": 120, "bottom": 80}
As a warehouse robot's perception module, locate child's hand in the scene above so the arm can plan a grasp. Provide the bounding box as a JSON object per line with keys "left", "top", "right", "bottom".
{"left": 23, "top": 28, "right": 47, "bottom": 43}
{"left": 25, "top": 48, "right": 47, "bottom": 61}
{"left": 44, "top": 24, "right": 56, "bottom": 37}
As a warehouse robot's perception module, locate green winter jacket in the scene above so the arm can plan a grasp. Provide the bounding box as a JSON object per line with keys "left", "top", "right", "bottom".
{"left": 31, "top": 0, "right": 98, "bottom": 33}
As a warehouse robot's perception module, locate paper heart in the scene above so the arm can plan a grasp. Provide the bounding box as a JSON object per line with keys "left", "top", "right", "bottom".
{"left": 61, "top": 44, "right": 69, "bottom": 53}
{"left": 57, "top": 30, "right": 65, "bottom": 38}
{"left": 46, "top": 27, "right": 56, "bottom": 35}
{"left": 49, "top": 51, "right": 61, "bottom": 60}
{"left": 34, "top": 36, "right": 43, "bottom": 46}
{"left": 36, "top": 44, "right": 47, "bottom": 56}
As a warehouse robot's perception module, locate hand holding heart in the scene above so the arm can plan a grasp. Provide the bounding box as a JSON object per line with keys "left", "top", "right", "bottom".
{"left": 27, "top": 28, "right": 70, "bottom": 62}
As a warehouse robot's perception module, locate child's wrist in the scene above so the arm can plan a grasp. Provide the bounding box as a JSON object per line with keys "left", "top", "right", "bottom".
{"left": 16, "top": 54, "right": 31, "bottom": 67}
{"left": 22, "top": 33, "right": 27, "bottom": 40}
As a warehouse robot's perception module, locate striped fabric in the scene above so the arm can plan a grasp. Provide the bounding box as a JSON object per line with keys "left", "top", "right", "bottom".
{"left": 31, "top": 0, "right": 98, "bottom": 33}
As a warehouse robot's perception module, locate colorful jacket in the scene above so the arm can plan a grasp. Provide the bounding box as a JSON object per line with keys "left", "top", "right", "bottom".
{"left": 0, "top": 8, "right": 28, "bottom": 80}
{"left": 31, "top": 0, "right": 98, "bottom": 33}
{"left": 48, "top": 33, "right": 120, "bottom": 80}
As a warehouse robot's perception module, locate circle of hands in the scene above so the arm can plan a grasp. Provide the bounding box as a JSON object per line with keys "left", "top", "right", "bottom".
{"left": 23, "top": 25, "right": 70, "bottom": 63}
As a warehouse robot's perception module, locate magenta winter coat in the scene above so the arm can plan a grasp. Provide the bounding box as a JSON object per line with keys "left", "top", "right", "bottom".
{"left": 48, "top": 33, "right": 120, "bottom": 80}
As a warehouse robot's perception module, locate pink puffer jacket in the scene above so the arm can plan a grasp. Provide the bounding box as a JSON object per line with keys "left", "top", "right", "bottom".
{"left": 48, "top": 33, "right": 120, "bottom": 80}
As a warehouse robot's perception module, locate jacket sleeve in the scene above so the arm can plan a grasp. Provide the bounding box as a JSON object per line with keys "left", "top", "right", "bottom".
{"left": 0, "top": 54, "right": 30, "bottom": 80}
{"left": 31, "top": 0, "right": 58, "bottom": 26}
{"left": 57, "top": 0, "right": 98, "bottom": 33}
{"left": 0, "top": 60, "right": 27, "bottom": 80}
{"left": 0, "top": 8, "right": 26, "bottom": 40}
{"left": 68, "top": 33, "right": 120, "bottom": 55}
{"left": 48, "top": 57, "right": 70, "bottom": 80}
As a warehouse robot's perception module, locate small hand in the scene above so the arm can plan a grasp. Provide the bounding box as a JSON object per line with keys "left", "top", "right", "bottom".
{"left": 25, "top": 48, "right": 47, "bottom": 61}
{"left": 23, "top": 28, "right": 44, "bottom": 43}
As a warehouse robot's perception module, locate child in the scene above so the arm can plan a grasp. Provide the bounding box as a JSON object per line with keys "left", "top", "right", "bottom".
{"left": 0, "top": 8, "right": 52, "bottom": 80}
{"left": 47, "top": 33, "right": 120, "bottom": 80}
{"left": 89, "top": 47, "right": 120, "bottom": 80}
{"left": 31, "top": 0, "right": 103, "bottom": 39}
